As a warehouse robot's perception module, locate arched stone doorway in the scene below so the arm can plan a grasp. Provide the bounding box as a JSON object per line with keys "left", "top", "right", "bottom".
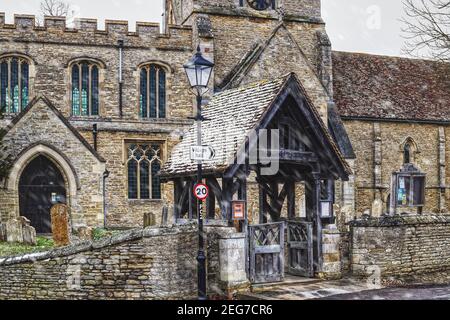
{"left": 18, "top": 155, "right": 67, "bottom": 234}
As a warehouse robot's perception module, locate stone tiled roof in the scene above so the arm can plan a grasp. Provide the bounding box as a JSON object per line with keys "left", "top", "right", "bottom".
{"left": 5, "top": 96, "right": 106, "bottom": 163}
{"left": 161, "top": 73, "right": 351, "bottom": 178}
{"left": 333, "top": 51, "right": 450, "bottom": 122}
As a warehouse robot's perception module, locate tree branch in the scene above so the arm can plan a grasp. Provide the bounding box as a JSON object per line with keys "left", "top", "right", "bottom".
{"left": 401, "top": 0, "right": 450, "bottom": 62}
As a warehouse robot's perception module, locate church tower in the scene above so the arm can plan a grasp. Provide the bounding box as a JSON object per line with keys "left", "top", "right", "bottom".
{"left": 166, "top": 0, "right": 332, "bottom": 116}
{"left": 169, "top": 1, "right": 332, "bottom": 127}
{"left": 169, "top": 0, "right": 322, "bottom": 25}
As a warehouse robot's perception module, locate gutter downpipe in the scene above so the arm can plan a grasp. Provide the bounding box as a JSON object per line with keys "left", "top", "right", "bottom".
{"left": 118, "top": 39, "right": 124, "bottom": 118}
{"left": 103, "top": 169, "right": 110, "bottom": 229}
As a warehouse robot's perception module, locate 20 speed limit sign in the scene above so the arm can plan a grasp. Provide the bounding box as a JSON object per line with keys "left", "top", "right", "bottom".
{"left": 193, "top": 183, "right": 209, "bottom": 201}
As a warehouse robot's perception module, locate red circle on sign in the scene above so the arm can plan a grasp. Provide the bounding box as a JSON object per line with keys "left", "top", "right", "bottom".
{"left": 193, "top": 183, "right": 209, "bottom": 201}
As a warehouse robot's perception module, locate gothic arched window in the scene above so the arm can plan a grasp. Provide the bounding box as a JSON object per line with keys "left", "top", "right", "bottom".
{"left": 139, "top": 64, "right": 166, "bottom": 119}
{"left": 71, "top": 61, "right": 100, "bottom": 116}
{"left": 127, "top": 143, "right": 162, "bottom": 200}
{"left": 404, "top": 143, "right": 412, "bottom": 164}
{"left": 401, "top": 138, "right": 418, "bottom": 165}
{"left": 0, "top": 56, "right": 30, "bottom": 114}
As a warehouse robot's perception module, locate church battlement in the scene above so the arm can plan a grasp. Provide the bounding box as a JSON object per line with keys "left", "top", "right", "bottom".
{"left": 0, "top": 13, "right": 192, "bottom": 45}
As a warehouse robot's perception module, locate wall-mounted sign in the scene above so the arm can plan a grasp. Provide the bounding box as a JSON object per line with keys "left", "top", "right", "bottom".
{"left": 232, "top": 200, "right": 246, "bottom": 221}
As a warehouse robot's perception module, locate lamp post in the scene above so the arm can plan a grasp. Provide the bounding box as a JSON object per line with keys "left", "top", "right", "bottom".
{"left": 184, "top": 45, "right": 214, "bottom": 301}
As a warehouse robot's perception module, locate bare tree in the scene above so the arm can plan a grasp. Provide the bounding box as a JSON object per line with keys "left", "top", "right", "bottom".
{"left": 40, "top": 0, "right": 71, "bottom": 17}
{"left": 401, "top": 0, "right": 450, "bottom": 62}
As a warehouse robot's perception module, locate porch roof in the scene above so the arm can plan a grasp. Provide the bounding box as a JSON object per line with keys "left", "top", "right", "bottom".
{"left": 160, "top": 73, "right": 351, "bottom": 179}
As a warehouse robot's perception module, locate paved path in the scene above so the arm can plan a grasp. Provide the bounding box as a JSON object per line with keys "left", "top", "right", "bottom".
{"left": 242, "top": 278, "right": 372, "bottom": 300}
{"left": 241, "top": 278, "right": 450, "bottom": 300}
{"left": 321, "top": 285, "right": 450, "bottom": 300}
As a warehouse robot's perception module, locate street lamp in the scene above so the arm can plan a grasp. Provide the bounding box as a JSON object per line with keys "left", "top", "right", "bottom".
{"left": 184, "top": 45, "right": 214, "bottom": 301}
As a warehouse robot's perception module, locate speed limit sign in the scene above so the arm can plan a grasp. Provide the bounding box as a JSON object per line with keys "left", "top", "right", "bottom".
{"left": 193, "top": 183, "right": 209, "bottom": 201}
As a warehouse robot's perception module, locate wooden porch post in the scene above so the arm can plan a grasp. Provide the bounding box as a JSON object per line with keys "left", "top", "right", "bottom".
{"left": 258, "top": 183, "right": 268, "bottom": 224}
{"left": 188, "top": 179, "right": 196, "bottom": 219}
{"left": 222, "top": 178, "right": 233, "bottom": 222}
{"left": 312, "top": 173, "right": 323, "bottom": 274}
{"left": 173, "top": 179, "right": 182, "bottom": 221}
{"left": 287, "top": 180, "right": 296, "bottom": 220}
{"left": 206, "top": 179, "right": 216, "bottom": 219}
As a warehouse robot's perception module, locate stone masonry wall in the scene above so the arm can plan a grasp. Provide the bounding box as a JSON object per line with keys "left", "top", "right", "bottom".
{"left": 0, "top": 98, "right": 106, "bottom": 228}
{"left": 350, "top": 215, "right": 450, "bottom": 283}
{"left": 343, "top": 120, "right": 448, "bottom": 217}
{"left": 0, "top": 224, "right": 198, "bottom": 300}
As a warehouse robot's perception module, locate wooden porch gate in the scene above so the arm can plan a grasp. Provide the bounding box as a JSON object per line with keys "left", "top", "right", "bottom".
{"left": 248, "top": 221, "right": 314, "bottom": 284}
{"left": 248, "top": 222, "right": 285, "bottom": 284}
{"left": 287, "top": 221, "right": 314, "bottom": 278}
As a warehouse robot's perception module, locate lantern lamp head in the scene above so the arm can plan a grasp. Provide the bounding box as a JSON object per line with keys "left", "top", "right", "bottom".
{"left": 184, "top": 45, "right": 214, "bottom": 95}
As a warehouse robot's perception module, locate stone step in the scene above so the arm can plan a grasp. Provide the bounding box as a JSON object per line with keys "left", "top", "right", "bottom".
{"left": 236, "top": 292, "right": 280, "bottom": 300}
{"left": 250, "top": 276, "right": 323, "bottom": 293}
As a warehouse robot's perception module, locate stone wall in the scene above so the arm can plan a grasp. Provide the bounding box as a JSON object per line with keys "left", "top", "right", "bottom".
{"left": 0, "top": 224, "right": 198, "bottom": 300}
{"left": 350, "top": 215, "right": 450, "bottom": 283}
{"left": 343, "top": 120, "right": 448, "bottom": 217}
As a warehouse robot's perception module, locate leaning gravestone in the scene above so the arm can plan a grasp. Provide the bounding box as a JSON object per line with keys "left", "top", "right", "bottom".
{"left": 5, "top": 218, "right": 23, "bottom": 243}
{"left": 20, "top": 217, "right": 36, "bottom": 245}
{"left": 50, "top": 204, "right": 70, "bottom": 247}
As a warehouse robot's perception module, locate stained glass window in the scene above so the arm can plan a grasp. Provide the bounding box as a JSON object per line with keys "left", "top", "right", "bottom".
{"left": 11, "top": 58, "right": 19, "bottom": 113}
{"left": 126, "top": 143, "right": 163, "bottom": 200}
{"left": 139, "top": 64, "right": 166, "bottom": 119}
{"left": 71, "top": 61, "right": 99, "bottom": 116}
{"left": 0, "top": 56, "right": 30, "bottom": 114}
{"left": 151, "top": 160, "right": 162, "bottom": 200}
{"left": 128, "top": 159, "right": 138, "bottom": 199}
{"left": 21, "top": 61, "right": 29, "bottom": 108}
{"left": 139, "top": 68, "right": 148, "bottom": 118}
{"left": 158, "top": 70, "right": 166, "bottom": 119}
{"left": 71, "top": 65, "right": 80, "bottom": 115}
{"left": 91, "top": 66, "right": 99, "bottom": 116}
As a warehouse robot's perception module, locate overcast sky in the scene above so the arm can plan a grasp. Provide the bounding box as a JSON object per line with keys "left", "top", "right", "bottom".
{"left": 0, "top": 0, "right": 408, "bottom": 57}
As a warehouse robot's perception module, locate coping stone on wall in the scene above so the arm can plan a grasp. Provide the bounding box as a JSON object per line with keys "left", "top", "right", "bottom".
{"left": 0, "top": 222, "right": 198, "bottom": 267}
{"left": 349, "top": 214, "right": 450, "bottom": 228}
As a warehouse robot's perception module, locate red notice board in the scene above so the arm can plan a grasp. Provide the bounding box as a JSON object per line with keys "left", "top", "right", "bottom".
{"left": 232, "top": 200, "right": 246, "bottom": 221}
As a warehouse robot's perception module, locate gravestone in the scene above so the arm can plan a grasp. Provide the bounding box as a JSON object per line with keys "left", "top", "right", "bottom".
{"left": 77, "top": 226, "right": 93, "bottom": 241}
{"left": 161, "top": 206, "right": 169, "bottom": 226}
{"left": 0, "top": 223, "right": 5, "bottom": 242}
{"left": 372, "top": 199, "right": 384, "bottom": 217}
{"left": 50, "top": 204, "right": 70, "bottom": 246}
{"left": 22, "top": 224, "right": 37, "bottom": 245}
{"left": 20, "top": 216, "right": 36, "bottom": 245}
{"left": 5, "top": 218, "right": 23, "bottom": 243}
{"left": 143, "top": 212, "right": 156, "bottom": 228}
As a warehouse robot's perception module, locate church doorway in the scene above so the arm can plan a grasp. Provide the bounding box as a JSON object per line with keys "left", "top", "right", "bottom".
{"left": 18, "top": 155, "right": 67, "bottom": 234}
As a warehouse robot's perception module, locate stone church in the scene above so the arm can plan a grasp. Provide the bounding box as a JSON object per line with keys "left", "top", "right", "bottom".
{"left": 0, "top": 0, "right": 449, "bottom": 278}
